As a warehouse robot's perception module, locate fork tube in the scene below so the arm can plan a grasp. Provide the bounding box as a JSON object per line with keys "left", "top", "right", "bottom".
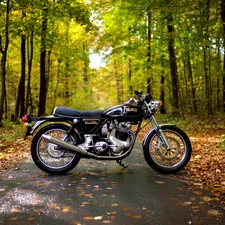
{"left": 149, "top": 116, "right": 171, "bottom": 149}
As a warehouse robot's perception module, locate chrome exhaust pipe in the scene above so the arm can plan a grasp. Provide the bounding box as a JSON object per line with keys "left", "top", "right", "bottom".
{"left": 42, "top": 135, "right": 88, "bottom": 155}
{"left": 42, "top": 134, "right": 133, "bottom": 160}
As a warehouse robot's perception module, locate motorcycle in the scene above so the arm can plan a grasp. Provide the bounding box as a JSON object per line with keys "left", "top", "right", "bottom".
{"left": 22, "top": 91, "right": 192, "bottom": 175}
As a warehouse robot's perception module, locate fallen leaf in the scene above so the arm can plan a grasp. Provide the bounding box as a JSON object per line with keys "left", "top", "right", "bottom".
{"left": 10, "top": 209, "right": 19, "bottom": 213}
{"left": 94, "top": 216, "right": 103, "bottom": 220}
{"left": 194, "top": 155, "right": 201, "bottom": 159}
{"left": 180, "top": 202, "right": 192, "bottom": 206}
{"left": 102, "top": 220, "right": 112, "bottom": 224}
{"left": 111, "top": 203, "right": 118, "bottom": 207}
{"left": 10, "top": 217, "right": 18, "bottom": 221}
{"left": 84, "top": 216, "right": 94, "bottom": 220}
{"left": 107, "top": 211, "right": 117, "bottom": 215}
{"left": 155, "top": 181, "right": 165, "bottom": 184}
{"left": 62, "top": 207, "right": 71, "bottom": 213}
{"left": 207, "top": 209, "right": 222, "bottom": 217}
{"left": 133, "top": 215, "right": 142, "bottom": 219}
{"left": 28, "top": 218, "right": 35, "bottom": 221}
{"left": 202, "top": 196, "right": 213, "bottom": 202}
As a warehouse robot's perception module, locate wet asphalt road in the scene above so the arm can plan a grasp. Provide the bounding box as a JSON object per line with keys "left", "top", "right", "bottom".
{"left": 0, "top": 143, "right": 224, "bottom": 225}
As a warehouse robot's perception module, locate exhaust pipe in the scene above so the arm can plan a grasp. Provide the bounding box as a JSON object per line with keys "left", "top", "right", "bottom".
{"left": 42, "top": 134, "right": 133, "bottom": 160}
{"left": 42, "top": 135, "right": 88, "bottom": 155}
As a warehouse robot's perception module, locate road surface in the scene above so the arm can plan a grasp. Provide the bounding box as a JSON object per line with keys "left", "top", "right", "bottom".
{"left": 0, "top": 143, "right": 224, "bottom": 225}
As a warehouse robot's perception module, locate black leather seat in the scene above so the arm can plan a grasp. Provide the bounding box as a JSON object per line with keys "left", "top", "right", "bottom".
{"left": 53, "top": 106, "right": 104, "bottom": 117}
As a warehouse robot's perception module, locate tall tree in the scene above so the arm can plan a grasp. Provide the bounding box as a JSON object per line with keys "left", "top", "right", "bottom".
{"left": 167, "top": 14, "right": 179, "bottom": 115}
{"left": 25, "top": 25, "right": 34, "bottom": 114}
{"left": 221, "top": 0, "right": 225, "bottom": 112}
{"left": 38, "top": 4, "right": 48, "bottom": 116}
{"left": 15, "top": 6, "right": 26, "bottom": 119}
{"left": 0, "top": 0, "right": 10, "bottom": 125}
{"left": 146, "top": 9, "right": 151, "bottom": 94}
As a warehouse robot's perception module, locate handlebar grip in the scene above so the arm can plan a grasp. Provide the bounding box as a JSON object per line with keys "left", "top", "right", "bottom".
{"left": 134, "top": 90, "right": 143, "bottom": 97}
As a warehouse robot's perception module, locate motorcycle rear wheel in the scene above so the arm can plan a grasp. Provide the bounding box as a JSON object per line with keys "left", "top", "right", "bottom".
{"left": 143, "top": 126, "right": 192, "bottom": 174}
{"left": 31, "top": 124, "right": 80, "bottom": 175}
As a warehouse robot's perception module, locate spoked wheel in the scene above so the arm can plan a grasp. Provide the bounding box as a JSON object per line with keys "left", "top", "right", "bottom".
{"left": 143, "top": 125, "right": 192, "bottom": 174}
{"left": 31, "top": 124, "right": 80, "bottom": 174}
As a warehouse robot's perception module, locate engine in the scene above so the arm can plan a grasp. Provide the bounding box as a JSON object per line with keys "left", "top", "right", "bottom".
{"left": 78, "top": 121, "right": 134, "bottom": 156}
{"left": 94, "top": 122, "right": 133, "bottom": 155}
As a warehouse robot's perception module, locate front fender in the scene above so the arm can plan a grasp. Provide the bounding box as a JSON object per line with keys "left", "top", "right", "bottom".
{"left": 142, "top": 124, "right": 176, "bottom": 148}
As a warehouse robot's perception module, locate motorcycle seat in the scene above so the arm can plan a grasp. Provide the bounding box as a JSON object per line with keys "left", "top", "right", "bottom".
{"left": 53, "top": 106, "right": 104, "bottom": 117}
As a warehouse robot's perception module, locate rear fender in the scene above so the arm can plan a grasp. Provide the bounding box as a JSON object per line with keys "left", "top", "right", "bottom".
{"left": 142, "top": 124, "right": 176, "bottom": 148}
{"left": 26, "top": 115, "right": 73, "bottom": 137}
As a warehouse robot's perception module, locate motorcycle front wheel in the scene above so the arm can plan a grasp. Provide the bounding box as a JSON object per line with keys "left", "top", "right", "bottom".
{"left": 31, "top": 124, "right": 80, "bottom": 175}
{"left": 143, "top": 126, "right": 192, "bottom": 174}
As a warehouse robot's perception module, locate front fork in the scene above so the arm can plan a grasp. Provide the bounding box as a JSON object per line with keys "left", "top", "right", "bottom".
{"left": 149, "top": 116, "right": 171, "bottom": 150}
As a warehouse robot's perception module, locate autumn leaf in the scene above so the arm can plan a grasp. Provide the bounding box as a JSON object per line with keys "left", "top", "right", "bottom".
{"left": 94, "top": 216, "right": 103, "bottom": 220}
{"left": 27, "top": 218, "right": 35, "bottom": 221}
{"left": 10, "top": 209, "right": 19, "bottom": 213}
{"left": 155, "top": 181, "right": 165, "bottom": 184}
{"left": 111, "top": 203, "right": 118, "bottom": 207}
{"left": 179, "top": 202, "right": 192, "bottom": 206}
{"left": 133, "top": 215, "right": 142, "bottom": 219}
{"left": 207, "top": 209, "right": 222, "bottom": 217}
{"left": 83, "top": 216, "right": 94, "bottom": 220}
{"left": 10, "top": 217, "right": 18, "bottom": 221}
{"left": 102, "top": 220, "right": 112, "bottom": 224}
{"left": 62, "top": 207, "right": 72, "bottom": 213}
{"left": 107, "top": 211, "right": 117, "bottom": 216}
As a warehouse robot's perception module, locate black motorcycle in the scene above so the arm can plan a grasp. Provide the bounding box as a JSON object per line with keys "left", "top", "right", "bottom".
{"left": 22, "top": 91, "right": 192, "bottom": 175}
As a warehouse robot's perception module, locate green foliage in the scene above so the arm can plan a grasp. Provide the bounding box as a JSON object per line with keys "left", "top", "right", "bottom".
{"left": 220, "top": 134, "right": 225, "bottom": 151}
{"left": 0, "top": 121, "right": 25, "bottom": 141}
{"left": 0, "top": 0, "right": 225, "bottom": 121}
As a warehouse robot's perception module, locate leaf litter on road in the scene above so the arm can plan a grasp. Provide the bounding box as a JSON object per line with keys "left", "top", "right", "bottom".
{"left": 1, "top": 118, "right": 225, "bottom": 217}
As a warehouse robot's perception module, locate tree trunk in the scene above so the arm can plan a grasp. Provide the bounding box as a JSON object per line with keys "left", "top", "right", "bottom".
{"left": 15, "top": 33, "right": 26, "bottom": 119}
{"left": 0, "top": 0, "right": 10, "bottom": 125}
{"left": 15, "top": 8, "right": 26, "bottom": 120}
{"left": 114, "top": 61, "right": 124, "bottom": 104}
{"left": 26, "top": 27, "right": 34, "bottom": 114}
{"left": 221, "top": 0, "right": 225, "bottom": 112}
{"left": 203, "top": 0, "right": 212, "bottom": 116}
{"left": 146, "top": 10, "right": 151, "bottom": 94}
{"left": 128, "top": 58, "right": 133, "bottom": 96}
{"left": 38, "top": 5, "right": 48, "bottom": 116}
{"left": 83, "top": 41, "right": 88, "bottom": 83}
{"left": 167, "top": 14, "right": 179, "bottom": 115}
{"left": 160, "top": 61, "right": 166, "bottom": 114}
{"left": 51, "top": 59, "right": 61, "bottom": 112}
{"left": 65, "top": 61, "right": 70, "bottom": 107}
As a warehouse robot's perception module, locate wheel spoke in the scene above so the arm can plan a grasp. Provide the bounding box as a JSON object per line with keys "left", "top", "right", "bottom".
{"left": 36, "top": 129, "right": 76, "bottom": 170}
{"left": 149, "top": 130, "right": 187, "bottom": 168}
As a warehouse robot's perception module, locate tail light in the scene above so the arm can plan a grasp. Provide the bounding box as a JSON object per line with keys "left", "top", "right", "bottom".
{"left": 21, "top": 114, "right": 31, "bottom": 123}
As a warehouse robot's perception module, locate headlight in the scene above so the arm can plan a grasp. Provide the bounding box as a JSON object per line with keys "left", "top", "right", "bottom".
{"left": 148, "top": 100, "right": 162, "bottom": 113}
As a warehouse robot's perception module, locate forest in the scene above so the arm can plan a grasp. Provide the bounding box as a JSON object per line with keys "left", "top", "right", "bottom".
{"left": 1, "top": 0, "right": 225, "bottom": 125}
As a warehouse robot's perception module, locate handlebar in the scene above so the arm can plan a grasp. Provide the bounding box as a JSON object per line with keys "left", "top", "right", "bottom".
{"left": 134, "top": 91, "right": 152, "bottom": 103}
{"left": 134, "top": 90, "right": 143, "bottom": 98}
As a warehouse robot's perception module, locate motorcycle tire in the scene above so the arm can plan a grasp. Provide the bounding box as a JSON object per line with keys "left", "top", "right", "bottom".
{"left": 143, "top": 125, "right": 192, "bottom": 174}
{"left": 31, "top": 124, "right": 80, "bottom": 175}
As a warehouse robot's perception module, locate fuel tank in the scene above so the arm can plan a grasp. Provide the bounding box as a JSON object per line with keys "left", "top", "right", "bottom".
{"left": 105, "top": 104, "right": 142, "bottom": 120}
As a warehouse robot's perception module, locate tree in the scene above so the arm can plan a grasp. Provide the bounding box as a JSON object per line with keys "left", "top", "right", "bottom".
{"left": 167, "top": 14, "right": 179, "bottom": 115}
{"left": 38, "top": 3, "right": 48, "bottom": 116}
{"left": 15, "top": 6, "right": 26, "bottom": 120}
{"left": 221, "top": 0, "right": 225, "bottom": 112}
{"left": 0, "top": 0, "right": 10, "bottom": 125}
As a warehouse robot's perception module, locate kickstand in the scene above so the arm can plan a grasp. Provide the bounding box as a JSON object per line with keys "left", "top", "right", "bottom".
{"left": 116, "top": 159, "right": 130, "bottom": 169}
